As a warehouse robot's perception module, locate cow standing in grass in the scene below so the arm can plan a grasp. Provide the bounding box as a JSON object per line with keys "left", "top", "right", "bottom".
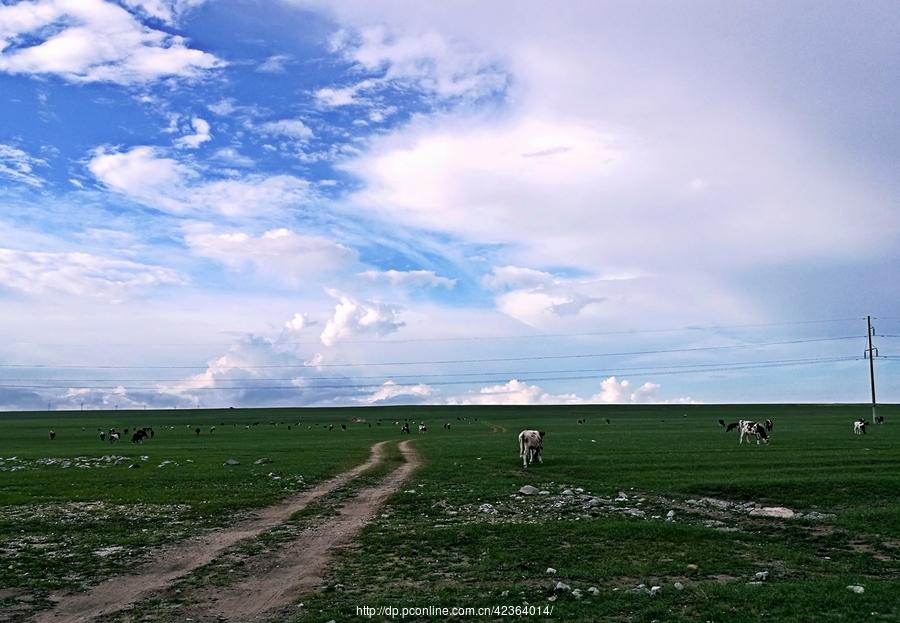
{"left": 518, "top": 430, "right": 545, "bottom": 468}
{"left": 739, "top": 420, "right": 769, "bottom": 445}
{"left": 854, "top": 419, "right": 867, "bottom": 435}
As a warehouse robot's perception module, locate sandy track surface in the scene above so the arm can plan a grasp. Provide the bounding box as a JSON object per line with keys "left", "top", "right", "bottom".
{"left": 32, "top": 442, "right": 392, "bottom": 623}
{"left": 191, "top": 440, "right": 420, "bottom": 622}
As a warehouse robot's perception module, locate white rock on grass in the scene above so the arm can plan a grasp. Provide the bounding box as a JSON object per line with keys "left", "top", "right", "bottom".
{"left": 847, "top": 585, "right": 865, "bottom": 594}
{"left": 673, "top": 582, "right": 684, "bottom": 591}
{"left": 587, "top": 586, "right": 600, "bottom": 596}
{"left": 554, "top": 582, "right": 571, "bottom": 593}
{"left": 749, "top": 506, "right": 795, "bottom": 519}
{"left": 519, "top": 485, "right": 539, "bottom": 495}
{"left": 650, "top": 586, "right": 662, "bottom": 597}
{"left": 754, "top": 571, "right": 769, "bottom": 581}
{"left": 546, "top": 567, "right": 557, "bottom": 575}
{"left": 479, "top": 503, "right": 498, "bottom": 514}
{"left": 571, "top": 588, "right": 583, "bottom": 599}
{"left": 224, "top": 459, "right": 240, "bottom": 466}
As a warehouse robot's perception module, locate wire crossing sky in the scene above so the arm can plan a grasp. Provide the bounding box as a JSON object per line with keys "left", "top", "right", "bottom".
{"left": 1, "top": 1, "right": 899, "bottom": 409}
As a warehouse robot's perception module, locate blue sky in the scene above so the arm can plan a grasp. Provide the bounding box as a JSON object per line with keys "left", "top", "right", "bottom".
{"left": 1, "top": 0, "right": 900, "bottom": 410}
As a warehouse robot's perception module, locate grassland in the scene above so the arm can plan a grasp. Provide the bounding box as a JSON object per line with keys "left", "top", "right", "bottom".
{"left": 1, "top": 404, "right": 899, "bottom": 622}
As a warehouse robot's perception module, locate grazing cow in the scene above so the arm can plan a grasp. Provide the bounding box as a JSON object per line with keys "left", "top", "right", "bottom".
{"left": 328, "top": 424, "right": 334, "bottom": 431}
{"left": 195, "top": 427, "right": 201, "bottom": 436}
{"left": 401, "top": 423, "right": 410, "bottom": 434}
{"left": 418, "top": 424, "right": 427, "bottom": 433}
{"left": 99, "top": 431, "right": 106, "bottom": 442}
{"left": 443, "top": 423, "right": 451, "bottom": 430}
{"left": 132, "top": 429, "right": 147, "bottom": 444}
{"left": 518, "top": 430, "right": 546, "bottom": 468}
{"left": 109, "top": 432, "right": 120, "bottom": 443}
{"left": 49, "top": 430, "right": 56, "bottom": 440}
{"left": 854, "top": 419, "right": 867, "bottom": 435}
{"left": 341, "top": 424, "right": 347, "bottom": 431}
{"left": 875, "top": 415, "right": 884, "bottom": 425}
{"left": 739, "top": 420, "right": 769, "bottom": 445}
{"left": 210, "top": 426, "right": 216, "bottom": 433}
{"left": 764, "top": 419, "right": 774, "bottom": 432}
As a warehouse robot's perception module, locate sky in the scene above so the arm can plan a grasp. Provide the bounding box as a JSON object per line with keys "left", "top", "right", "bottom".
{"left": 1, "top": 0, "right": 900, "bottom": 410}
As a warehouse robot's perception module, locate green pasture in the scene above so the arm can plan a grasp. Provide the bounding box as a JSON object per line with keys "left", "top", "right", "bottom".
{"left": 1, "top": 404, "right": 898, "bottom": 621}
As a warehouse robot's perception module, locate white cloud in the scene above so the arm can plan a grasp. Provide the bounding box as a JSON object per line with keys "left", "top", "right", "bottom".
{"left": 0, "top": 0, "right": 223, "bottom": 85}
{"left": 482, "top": 265, "right": 555, "bottom": 291}
{"left": 88, "top": 145, "right": 312, "bottom": 217}
{"left": 360, "top": 380, "right": 434, "bottom": 405}
{"left": 184, "top": 225, "right": 357, "bottom": 285}
{"left": 0, "top": 247, "right": 184, "bottom": 300}
{"left": 175, "top": 117, "right": 211, "bottom": 149}
{"left": 257, "top": 53, "right": 291, "bottom": 73}
{"left": 320, "top": 289, "right": 404, "bottom": 346}
{"left": 358, "top": 269, "right": 456, "bottom": 289}
{"left": 211, "top": 147, "right": 254, "bottom": 167}
{"left": 284, "top": 312, "right": 313, "bottom": 331}
{"left": 0, "top": 143, "right": 45, "bottom": 187}
{"left": 448, "top": 377, "right": 696, "bottom": 406}
{"left": 314, "top": 78, "right": 378, "bottom": 107}
{"left": 258, "top": 119, "right": 314, "bottom": 141}
{"left": 121, "top": 1, "right": 207, "bottom": 25}
{"left": 329, "top": 24, "right": 507, "bottom": 99}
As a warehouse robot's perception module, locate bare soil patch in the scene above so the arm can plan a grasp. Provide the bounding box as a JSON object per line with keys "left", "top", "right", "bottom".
{"left": 32, "top": 442, "right": 391, "bottom": 623}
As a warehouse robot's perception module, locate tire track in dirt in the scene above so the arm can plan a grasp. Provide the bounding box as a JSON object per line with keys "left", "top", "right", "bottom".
{"left": 32, "top": 442, "right": 392, "bottom": 623}
{"left": 189, "top": 440, "right": 420, "bottom": 623}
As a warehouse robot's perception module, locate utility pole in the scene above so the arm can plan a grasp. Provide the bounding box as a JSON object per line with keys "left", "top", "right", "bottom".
{"left": 865, "top": 315, "right": 878, "bottom": 422}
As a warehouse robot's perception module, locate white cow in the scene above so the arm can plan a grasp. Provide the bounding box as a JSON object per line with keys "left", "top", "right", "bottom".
{"left": 853, "top": 419, "right": 867, "bottom": 435}
{"left": 518, "top": 430, "right": 545, "bottom": 468}
{"left": 739, "top": 420, "right": 769, "bottom": 445}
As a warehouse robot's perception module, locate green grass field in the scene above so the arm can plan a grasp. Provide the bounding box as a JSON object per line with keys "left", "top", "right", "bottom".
{"left": 2, "top": 404, "right": 899, "bottom": 621}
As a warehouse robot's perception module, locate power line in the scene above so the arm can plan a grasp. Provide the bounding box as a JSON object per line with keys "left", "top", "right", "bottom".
{"left": 0, "top": 356, "right": 858, "bottom": 384}
{"left": 5, "top": 316, "right": 864, "bottom": 347}
{"left": 0, "top": 335, "right": 865, "bottom": 370}
{"left": 0, "top": 357, "right": 859, "bottom": 391}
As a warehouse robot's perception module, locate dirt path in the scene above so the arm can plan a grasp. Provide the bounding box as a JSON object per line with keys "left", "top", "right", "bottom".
{"left": 192, "top": 440, "right": 421, "bottom": 622}
{"left": 33, "top": 442, "right": 392, "bottom": 623}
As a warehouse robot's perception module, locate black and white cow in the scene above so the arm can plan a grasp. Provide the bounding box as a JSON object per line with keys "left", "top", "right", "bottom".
{"left": 518, "top": 430, "right": 546, "bottom": 468}
{"left": 853, "top": 419, "right": 867, "bottom": 435}
{"left": 739, "top": 420, "right": 769, "bottom": 445}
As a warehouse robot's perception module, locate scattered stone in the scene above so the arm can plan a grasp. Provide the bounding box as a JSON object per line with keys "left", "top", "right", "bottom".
{"left": 561, "top": 489, "right": 574, "bottom": 496}
{"left": 253, "top": 458, "right": 272, "bottom": 465}
{"left": 616, "top": 491, "right": 628, "bottom": 501}
{"left": 673, "top": 582, "right": 684, "bottom": 591}
{"left": 747, "top": 581, "right": 764, "bottom": 586}
{"left": 539, "top": 490, "right": 550, "bottom": 495}
{"left": 666, "top": 510, "right": 676, "bottom": 521}
{"left": 686, "top": 564, "right": 699, "bottom": 573}
{"left": 650, "top": 586, "right": 662, "bottom": 597}
{"left": 128, "top": 464, "right": 139, "bottom": 469}
{"left": 546, "top": 567, "right": 557, "bottom": 575}
{"left": 571, "top": 588, "right": 583, "bottom": 599}
{"left": 224, "top": 459, "right": 240, "bottom": 466}
{"left": 847, "top": 585, "right": 865, "bottom": 594}
{"left": 804, "top": 511, "right": 836, "bottom": 521}
{"left": 519, "top": 485, "right": 539, "bottom": 496}
{"left": 587, "top": 586, "right": 600, "bottom": 596}
{"left": 500, "top": 590, "right": 509, "bottom": 597}
{"left": 554, "top": 581, "right": 571, "bottom": 593}
{"left": 575, "top": 488, "right": 584, "bottom": 493}
{"left": 754, "top": 571, "right": 769, "bottom": 582}
{"left": 749, "top": 506, "right": 795, "bottom": 519}
{"left": 479, "top": 503, "right": 498, "bottom": 515}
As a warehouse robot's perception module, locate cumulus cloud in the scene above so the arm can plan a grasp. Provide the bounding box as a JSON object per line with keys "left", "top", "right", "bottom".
{"left": 320, "top": 290, "right": 404, "bottom": 346}
{"left": 258, "top": 119, "right": 314, "bottom": 141}
{"left": 358, "top": 269, "right": 456, "bottom": 289}
{"left": 162, "top": 334, "right": 363, "bottom": 407}
{"left": 0, "top": 143, "right": 46, "bottom": 187}
{"left": 184, "top": 225, "right": 357, "bottom": 285}
{"left": 360, "top": 380, "right": 434, "bottom": 405}
{"left": 448, "top": 377, "right": 696, "bottom": 406}
{"left": 0, "top": 247, "right": 185, "bottom": 300}
{"left": 88, "top": 145, "right": 312, "bottom": 217}
{"left": 121, "top": 0, "right": 208, "bottom": 25}
{"left": 482, "top": 265, "right": 555, "bottom": 291}
{"left": 284, "top": 312, "right": 314, "bottom": 332}
{"left": 174, "top": 117, "right": 211, "bottom": 149}
{"left": 0, "top": 0, "right": 223, "bottom": 84}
